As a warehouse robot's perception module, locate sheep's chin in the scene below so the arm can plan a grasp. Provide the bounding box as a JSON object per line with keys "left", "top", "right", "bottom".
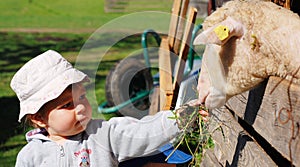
{"left": 205, "top": 87, "right": 227, "bottom": 109}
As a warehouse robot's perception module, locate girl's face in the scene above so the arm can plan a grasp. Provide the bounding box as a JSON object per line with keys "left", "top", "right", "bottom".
{"left": 39, "top": 83, "right": 92, "bottom": 142}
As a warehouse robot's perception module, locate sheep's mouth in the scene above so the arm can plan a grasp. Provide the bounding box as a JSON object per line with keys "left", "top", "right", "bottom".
{"left": 204, "top": 87, "right": 227, "bottom": 109}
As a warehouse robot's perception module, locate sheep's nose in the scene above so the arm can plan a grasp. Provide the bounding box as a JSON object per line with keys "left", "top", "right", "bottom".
{"left": 75, "top": 104, "right": 86, "bottom": 114}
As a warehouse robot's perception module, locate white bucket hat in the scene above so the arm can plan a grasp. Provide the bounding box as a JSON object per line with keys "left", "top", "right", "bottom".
{"left": 10, "top": 50, "right": 89, "bottom": 122}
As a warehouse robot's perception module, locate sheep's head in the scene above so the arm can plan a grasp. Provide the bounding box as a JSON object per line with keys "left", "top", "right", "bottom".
{"left": 193, "top": 17, "right": 264, "bottom": 109}
{"left": 193, "top": 0, "right": 300, "bottom": 110}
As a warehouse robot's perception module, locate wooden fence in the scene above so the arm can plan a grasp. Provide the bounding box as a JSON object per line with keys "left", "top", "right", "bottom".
{"left": 200, "top": 76, "right": 300, "bottom": 166}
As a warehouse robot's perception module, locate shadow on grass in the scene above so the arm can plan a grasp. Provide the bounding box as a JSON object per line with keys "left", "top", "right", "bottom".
{"left": 0, "top": 96, "right": 23, "bottom": 144}
{"left": 0, "top": 32, "right": 86, "bottom": 73}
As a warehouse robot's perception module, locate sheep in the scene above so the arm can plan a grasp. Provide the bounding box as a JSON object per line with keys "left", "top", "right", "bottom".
{"left": 193, "top": 0, "right": 300, "bottom": 109}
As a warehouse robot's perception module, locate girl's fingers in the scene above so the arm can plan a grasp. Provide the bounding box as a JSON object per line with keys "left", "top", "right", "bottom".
{"left": 199, "top": 110, "right": 209, "bottom": 116}
{"left": 199, "top": 109, "right": 209, "bottom": 122}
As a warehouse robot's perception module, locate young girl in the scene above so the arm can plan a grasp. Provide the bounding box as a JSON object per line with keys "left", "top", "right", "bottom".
{"left": 11, "top": 50, "right": 208, "bottom": 167}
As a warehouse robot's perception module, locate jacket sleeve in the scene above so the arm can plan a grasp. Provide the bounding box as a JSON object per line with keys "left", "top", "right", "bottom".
{"left": 88, "top": 110, "right": 180, "bottom": 162}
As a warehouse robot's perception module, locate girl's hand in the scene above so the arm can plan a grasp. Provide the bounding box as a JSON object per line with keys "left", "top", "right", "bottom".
{"left": 175, "top": 99, "right": 209, "bottom": 129}
{"left": 184, "top": 99, "right": 209, "bottom": 122}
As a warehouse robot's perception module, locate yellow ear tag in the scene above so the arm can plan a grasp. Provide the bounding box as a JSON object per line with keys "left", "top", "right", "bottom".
{"left": 213, "top": 25, "right": 230, "bottom": 41}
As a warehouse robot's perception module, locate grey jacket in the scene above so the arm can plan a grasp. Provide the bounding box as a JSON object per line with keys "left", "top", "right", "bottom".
{"left": 15, "top": 111, "right": 180, "bottom": 167}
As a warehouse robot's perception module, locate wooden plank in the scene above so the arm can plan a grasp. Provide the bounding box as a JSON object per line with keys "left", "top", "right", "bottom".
{"left": 168, "top": 0, "right": 182, "bottom": 50}
{"left": 200, "top": 107, "right": 277, "bottom": 166}
{"left": 148, "top": 86, "right": 160, "bottom": 115}
{"left": 170, "top": 7, "right": 197, "bottom": 108}
{"left": 159, "top": 38, "right": 174, "bottom": 110}
{"left": 172, "top": 0, "right": 189, "bottom": 55}
{"left": 226, "top": 76, "right": 300, "bottom": 165}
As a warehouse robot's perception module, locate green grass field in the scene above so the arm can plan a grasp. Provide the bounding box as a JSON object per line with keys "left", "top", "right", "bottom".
{"left": 0, "top": 0, "right": 172, "bottom": 30}
{"left": 0, "top": 0, "right": 120, "bottom": 29}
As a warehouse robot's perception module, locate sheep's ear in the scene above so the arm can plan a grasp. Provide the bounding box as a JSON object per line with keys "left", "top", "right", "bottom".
{"left": 193, "top": 17, "right": 244, "bottom": 46}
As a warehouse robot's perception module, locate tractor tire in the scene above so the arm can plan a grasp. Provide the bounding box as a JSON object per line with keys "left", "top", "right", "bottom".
{"left": 105, "top": 57, "right": 153, "bottom": 119}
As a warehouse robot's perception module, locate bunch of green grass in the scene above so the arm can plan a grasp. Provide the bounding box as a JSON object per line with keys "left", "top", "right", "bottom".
{"left": 169, "top": 104, "right": 215, "bottom": 166}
